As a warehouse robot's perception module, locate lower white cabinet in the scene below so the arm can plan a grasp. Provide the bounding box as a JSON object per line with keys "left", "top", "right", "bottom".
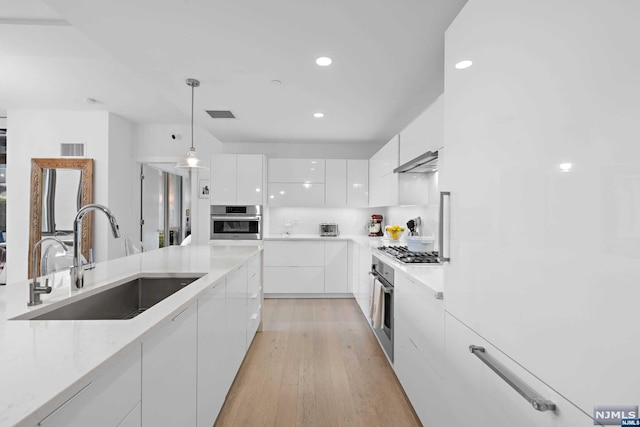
{"left": 324, "top": 241, "right": 348, "bottom": 293}
{"left": 354, "top": 244, "right": 372, "bottom": 317}
{"left": 38, "top": 345, "right": 141, "bottom": 427}
{"left": 264, "top": 240, "right": 350, "bottom": 295}
{"left": 247, "top": 252, "right": 263, "bottom": 346}
{"left": 393, "top": 272, "right": 445, "bottom": 426}
{"left": 142, "top": 303, "right": 197, "bottom": 427}
{"left": 226, "top": 263, "right": 248, "bottom": 375}
{"left": 117, "top": 402, "right": 141, "bottom": 427}
{"left": 394, "top": 324, "right": 444, "bottom": 427}
{"left": 197, "top": 282, "right": 228, "bottom": 427}
{"left": 445, "top": 313, "right": 593, "bottom": 426}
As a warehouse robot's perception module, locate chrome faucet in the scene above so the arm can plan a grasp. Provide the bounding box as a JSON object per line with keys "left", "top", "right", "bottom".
{"left": 70, "top": 204, "right": 121, "bottom": 289}
{"left": 29, "top": 237, "right": 67, "bottom": 306}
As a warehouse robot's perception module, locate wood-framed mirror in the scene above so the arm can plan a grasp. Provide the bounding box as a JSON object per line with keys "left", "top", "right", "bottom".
{"left": 28, "top": 158, "right": 93, "bottom": 277}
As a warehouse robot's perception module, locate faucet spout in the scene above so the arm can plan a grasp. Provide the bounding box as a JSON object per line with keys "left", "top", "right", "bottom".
{"left": 71, "top": 204, "right": 121, "bottom": 289}
{"left": 29, "top": 237, "right": 67, "bottom": 306}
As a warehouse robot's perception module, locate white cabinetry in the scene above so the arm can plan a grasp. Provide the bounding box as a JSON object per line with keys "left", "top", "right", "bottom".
{"left": 393, "top": 272, "right": 444, "bottom": 426}
{"left": 346, "top": 159, "right": 369, "bottom": 207}
{"left": 399, "top": 95, "right": 444, "bottom": 165}
{"left": 226, "top": 263, "right": 248, "bottom": 375}
{"left": 246, "top": 252, "right": 263, "bottom": 347}
{"left": 264, "top": 240, "right": 350, "bottom": 295}
{"left": 442, "top": 0, "right": 640, "bottom": 420}
{"left": 323, "top": 241, "right": 348, "bottom": 293}
{"left": 38, "top": 345, "right": 141, "bottom": 427}
{"left": 268, "top": 159, "right": 325, "bottom": 183}
{"left": 354, "top": 243, "right": 372, "bottom": 317}
{"left": 445, "top": 314, "right": 592, "bottom": 426}
{"left": 325, "top": 159, "right": 347, "bottom": 206}
{"left": 142, "top": 303, "right": 197, "bottom": 427}
{"left": 268, "top": 158, "right": 325, "bottom": 207}
{"left": 197, "top": 281, "right": 227, "bottom": 427}
{"left": 368, "top": 136, "right": 399, "bottom": 207}
{"left": 211, "top": 154, "right": 263, "bottom": 205}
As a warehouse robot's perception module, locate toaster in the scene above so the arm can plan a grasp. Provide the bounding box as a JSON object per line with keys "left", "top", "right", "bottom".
{"left": 319, "top": 223, "right": 339, "bottom": 237}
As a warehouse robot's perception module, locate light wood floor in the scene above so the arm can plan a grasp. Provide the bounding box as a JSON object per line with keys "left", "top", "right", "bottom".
{"left": 214, "top": 298, "right": 421, "bottom": 427}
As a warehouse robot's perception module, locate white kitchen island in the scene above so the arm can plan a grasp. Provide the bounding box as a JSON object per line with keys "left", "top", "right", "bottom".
{"left": 0, "top": 244, "right": 262, "bottom": 427}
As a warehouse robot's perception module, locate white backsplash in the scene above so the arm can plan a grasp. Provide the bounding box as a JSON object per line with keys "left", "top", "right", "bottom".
{"left": 267, "top": 207, "right": 374, "bottom": 236}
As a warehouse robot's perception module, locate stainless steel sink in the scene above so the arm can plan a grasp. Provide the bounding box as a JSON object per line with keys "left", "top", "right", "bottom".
{"left": 26, "top": 276, "right": 201, "bottom": 320}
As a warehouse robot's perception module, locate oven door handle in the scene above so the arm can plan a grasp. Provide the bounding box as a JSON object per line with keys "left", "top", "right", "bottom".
{"left": 370, "top": 272, "right": 393, "bottom": 294}
{"left": 211, "top": 216, "right": 261, "bottom": 221}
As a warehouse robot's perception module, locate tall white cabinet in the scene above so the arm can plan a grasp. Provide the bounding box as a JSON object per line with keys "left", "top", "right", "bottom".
{"left": 211, "top": 154, "right": 264, "bottom": 205}
{"left": 368, "top": 136, "right": 399, "bottom": 207}
{"left": 441, "top": 0, "right": 639, "bottom": 424}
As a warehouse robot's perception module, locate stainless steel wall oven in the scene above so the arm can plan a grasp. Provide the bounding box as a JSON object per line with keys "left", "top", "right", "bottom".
{"left": 210, "top": 205, "right": 262, "bottom": 240}
{"left": 371, "top": 256, "right": 394, "bottom": 361}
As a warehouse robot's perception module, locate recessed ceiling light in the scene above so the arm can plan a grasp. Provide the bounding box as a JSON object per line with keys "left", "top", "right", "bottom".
{"left": 313, "top": 112, "right": 324, "bottom": 118}
{"left": 455, "top": 60, "right": 473, "bottom": 70}
{"left": 559, "top": 162, "right": 573, "bottom": 172}
{"left": 316, "top": 56, "right": 332, "bottom": 66}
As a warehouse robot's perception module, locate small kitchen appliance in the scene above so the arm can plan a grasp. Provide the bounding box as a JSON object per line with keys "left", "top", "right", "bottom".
{"left": 368, "top": 214, "right": 384, "bottom": 237}
{"left": 210, "top": 205, "right": 262, "bottom": 240}
{"left": 319, "top": 223, "right": 339, "bottom": 237}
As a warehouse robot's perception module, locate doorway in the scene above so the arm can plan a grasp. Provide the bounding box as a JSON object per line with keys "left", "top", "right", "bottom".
{"left": 140, "top": 163, "right": 189, "bottom": 250}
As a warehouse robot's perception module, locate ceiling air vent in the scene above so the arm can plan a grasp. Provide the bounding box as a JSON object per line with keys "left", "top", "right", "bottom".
{"left": 206, "top": 110, "right": 236, "bottom": 119}
{"left": 60, "top": 143, "right": 85, "bottom": 157}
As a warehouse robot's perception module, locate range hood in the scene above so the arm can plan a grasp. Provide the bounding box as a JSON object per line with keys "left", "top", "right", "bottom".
{"left": 393, "top": 150, "right": 438, "bottom": 173}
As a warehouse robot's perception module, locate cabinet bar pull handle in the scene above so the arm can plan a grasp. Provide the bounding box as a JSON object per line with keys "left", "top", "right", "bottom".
{"left": 439, "top": 191, "right": 451, "bottom": 262}
{"left": 38, "top": 382, "right": 94, "bottom": 425}
{"left": 172, "top": 306, "right": 190, "bottom": 321}
{"left": 469, "top": 345, "right": 556, "bottom": 412}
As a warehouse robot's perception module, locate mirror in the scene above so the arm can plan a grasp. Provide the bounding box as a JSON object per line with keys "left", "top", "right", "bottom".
{"left": 28, "top": 158, "right": 93, "bottom": 277}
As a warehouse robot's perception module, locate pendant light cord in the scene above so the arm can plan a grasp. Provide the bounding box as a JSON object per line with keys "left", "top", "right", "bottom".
{"left": 190, "top": 83, "right": 195, "bottom": 150}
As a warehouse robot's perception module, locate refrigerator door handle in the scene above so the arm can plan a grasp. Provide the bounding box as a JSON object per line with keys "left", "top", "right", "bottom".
{"left": 439, "top": 191, "right": 451, "bottom": 262}
{"left": 469, "top": 345, "right": 556, "bottom": 412}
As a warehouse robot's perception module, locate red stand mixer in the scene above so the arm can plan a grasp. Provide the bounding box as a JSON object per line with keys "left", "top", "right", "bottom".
{"left": 368, "top": 214, "right": 384, "bottom": 237}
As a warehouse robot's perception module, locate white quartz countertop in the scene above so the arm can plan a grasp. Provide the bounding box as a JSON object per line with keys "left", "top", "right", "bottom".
{"left": 0, "top": 244, "right": 261, "bottom": 427}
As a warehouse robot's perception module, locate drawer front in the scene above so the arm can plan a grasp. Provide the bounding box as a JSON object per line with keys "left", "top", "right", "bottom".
{"left": 445, "top": 313, "right": 593, "bottom": 426}
{"left": 264, "top": 241, "right": 324, "bottom": 266}
{"left": 264, "top": 266, "right": 324, "bottom": 293}
{"left": 394, "top": 324, "right": 444, "bottom": 427}
{"left": 395, "top": 273, "right": 444, "bottom": 377}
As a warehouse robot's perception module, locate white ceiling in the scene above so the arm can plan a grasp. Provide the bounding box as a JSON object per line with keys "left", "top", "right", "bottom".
{"left": 2, "top": 0, "right": 466, "bottom": 149}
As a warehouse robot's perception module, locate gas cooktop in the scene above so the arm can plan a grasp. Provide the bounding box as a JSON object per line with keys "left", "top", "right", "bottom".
{"left": 376, "top": 246, "right": 441, "bottom": 264}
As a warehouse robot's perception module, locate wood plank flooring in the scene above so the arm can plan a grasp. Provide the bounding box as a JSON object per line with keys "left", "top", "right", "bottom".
{"left": 214, "top": 298, "right": 421, "bottom": 427}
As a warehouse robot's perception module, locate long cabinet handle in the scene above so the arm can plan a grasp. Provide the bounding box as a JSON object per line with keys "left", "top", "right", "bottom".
{"left": 469, "top": 345, "right": 556, "bottom": 412}
{"left": 439, "top": 191, "right": 451, "bottom": 262}
{"left": 38, "top": 382, "right": 93, "bottom": 425}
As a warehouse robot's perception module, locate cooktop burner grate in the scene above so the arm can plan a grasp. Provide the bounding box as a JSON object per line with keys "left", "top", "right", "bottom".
{"left": 377, "top": 246, "right": 440, "bottom": 264}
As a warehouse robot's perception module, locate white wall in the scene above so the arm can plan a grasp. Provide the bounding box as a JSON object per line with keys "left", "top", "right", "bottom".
{"left": 107, "top": 113, "right": 136, "bottom": 259}
{"left": 268, "top": 207, "right": 373, "bottom": 236}
{"left": 134, "top": 123, "right": 223, "bottom": 245}
{"left": 7, "top": 110, "right": 110, "bottom": 283}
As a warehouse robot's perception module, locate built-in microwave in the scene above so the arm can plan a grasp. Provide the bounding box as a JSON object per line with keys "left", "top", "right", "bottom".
{"left": 210, "top": 205, "right": 262, "bottom": 240}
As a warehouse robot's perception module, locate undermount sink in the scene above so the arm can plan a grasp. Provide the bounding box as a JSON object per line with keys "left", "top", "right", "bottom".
{"left": 18, "top": 276, "right": 202, "bottom": 321}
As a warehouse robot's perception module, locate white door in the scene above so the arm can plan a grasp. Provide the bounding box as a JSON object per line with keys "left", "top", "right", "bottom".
{"left": 141, "top": 164, "right": 161, "bottom": 251}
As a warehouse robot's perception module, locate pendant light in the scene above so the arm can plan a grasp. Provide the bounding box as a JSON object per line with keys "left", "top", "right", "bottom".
{"left": 176, "top": 78, "right": 207, "bottom": 170}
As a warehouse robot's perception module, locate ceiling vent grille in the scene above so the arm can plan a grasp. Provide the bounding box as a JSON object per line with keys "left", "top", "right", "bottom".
{"left": 206, "top": 110, "right": 236, "bottom": 119}
{"left": 60, "top": 143, "right": 85, "bottom": 157}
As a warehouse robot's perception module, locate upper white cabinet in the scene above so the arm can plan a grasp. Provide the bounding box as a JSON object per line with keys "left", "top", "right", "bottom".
{"left": 211, "top": 154, "right": 264, "bottom": 205}
{"left": 347, "top": 159, "right": 369, "bottom": 207}
{"left": 268, "top": 159, "right": 325, "bottom": 183}
{"left": 267, "top": 182, "right": 325, "bottom": 206}
{"left": 325, "top": 159, "right": 347, "bottom": 206}
{"left": 399, "top": 95, "right": 444, "bottom": 165}
{"left": 368, "top": 136, "right": 399, "bottom": 207}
